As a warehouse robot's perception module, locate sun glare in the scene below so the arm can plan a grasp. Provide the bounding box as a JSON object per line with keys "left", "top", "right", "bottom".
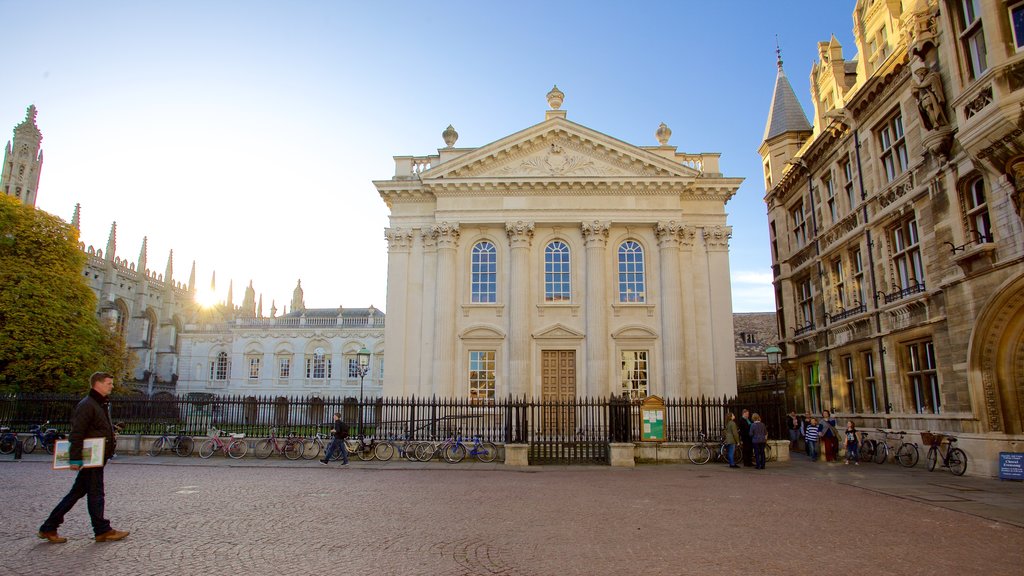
{"left": 195, "top": 288, "right": 220, "bottom": 308}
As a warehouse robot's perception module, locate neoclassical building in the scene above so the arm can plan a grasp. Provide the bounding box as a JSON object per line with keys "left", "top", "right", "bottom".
{"left": 377, "top": 88, "right": 743, "bottom": 401}
{"left": 761, "top": 0, "right": 1024, "bottom": 473}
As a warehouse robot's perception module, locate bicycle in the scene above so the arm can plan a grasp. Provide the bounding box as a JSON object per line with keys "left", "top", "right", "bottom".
{"left": 687, "top": 431, "right": 714, "bottom": 464}
{"left": 857, "top": 431, "right": 877, "bottom": 462}
{"left": 923, "top": 431, "right": 967, "bottom": 476}
{"left": 300, "top": 426, "right": 332, "bottom": 461}
{"left": 373, "top": 431, "right": 423, "bottom": 462}
{"left": 23, "top": 421, "right": 66, "bottom": 455}
{"left": 342, "top": 435, "right": 377, "bottom": 461}
{"left": 148, "top": 424, "right": 195, "bottom": 457}
{"left": 0, "top": 426, "right": 17, "bottom": 454}
{"left": 255, "top": 427, "right": 304, "bottom": 460}
{"left": 443, "top": 432, "right": 498, "bottom": 463}
{"left": 198, "top": 428, "right": 248, "bottom": 459}
{"left": 872, "top": 429, "right": 919, "bottom": 467}
{"left": 414, "top": 432, "right": 458, "bottom": 462}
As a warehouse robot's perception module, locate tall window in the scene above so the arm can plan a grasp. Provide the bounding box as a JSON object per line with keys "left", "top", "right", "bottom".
{"left": 863, "top": 352, "right": 878, "bottom": 413}
{"left": 248, "top": 357, "right": 261, "bottom": 380}
{"left": 791, "top": 202, "right": 808, "bottom": 249}
{"left": 1011, "top": 1, "right": 1024, "bottom": 51}
{"left": 471, "top": 241, "right": 497, "bottom": 303}
{"left": 348, "top": 358, "right": 360, "bottom": 378}
{"left": 468, "top": 351, "right": 496, "bottom": 401}
{"left": 620, "top": 351, "right": 649, "bottom": 400}
{"left": 617, "top": 241, "right": 646, "bottom": 303}
{"left": 824, "top": 173, "right": 837, "bottom": 224}
{"left": 211, "top": 352, "right": 229, "bottom": 381}
{"left": 278, "top": 357, "right": 291, "bottom": 379}
{"left": 959, "top": 0, "right": 987, "bottom": 78}
{"left": 963, "top": 177, "right": 993, "bottom": 243}
{"left": 879, "top": 112, "right": 908, "bottom": 182}
{"left": 307, "top": 347, "right": 328, "bottom": 379}
{"left": 798, "top": 277, "right": 814, "bottom": 327}
{"left": 843, "top": 355, "right": 857, "bottom": 413}
{"left": 852, "top": 249, "right": 865, "bottom": 306}
{"left": 806, "top": 364, "right": 821, "bottom": 414}
{"left": 906, "top": 341, "right": 940, "bottom": 414}
{"left": 544, "top": 241, "right": 571, "bottom": 302}
{"left": 892, "top": 216, "right": 925, "bottom": 290}
{"left": 843, "top": 159, "right": 856, "bottom": 213}
{"left": 832, "top": 257, "right": 846, "bottom": 309}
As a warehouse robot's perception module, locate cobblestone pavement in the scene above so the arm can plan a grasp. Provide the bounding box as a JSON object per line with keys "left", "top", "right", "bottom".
{"left": 2, "top": 455, "right": 1022, "bottom": 576}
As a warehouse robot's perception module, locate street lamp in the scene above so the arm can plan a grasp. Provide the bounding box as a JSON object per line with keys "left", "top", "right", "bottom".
{"left": 765, "top": 345, "right": 785, "bottom": 413}
{"left": 356, "top": 347, "right": 371, "bottom": 434}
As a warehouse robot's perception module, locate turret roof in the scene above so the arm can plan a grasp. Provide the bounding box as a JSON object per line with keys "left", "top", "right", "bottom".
{"left": 762, "top": 64, "right": 812, "bottom": 143}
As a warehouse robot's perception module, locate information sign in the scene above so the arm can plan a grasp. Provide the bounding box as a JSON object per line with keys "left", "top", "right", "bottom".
{"left": 999, "top": 452, "right": 1024, "bottom": 481}
{"left": 640, "top": 395, "right": 666, "bottom": 442}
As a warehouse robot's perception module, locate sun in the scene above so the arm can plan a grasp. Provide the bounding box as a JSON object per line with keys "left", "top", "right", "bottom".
{"left": 195, "top": 288, "right": 220, "bottom": 308}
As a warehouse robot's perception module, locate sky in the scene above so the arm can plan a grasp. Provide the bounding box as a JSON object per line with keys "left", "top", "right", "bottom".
{"left": 1, "top": 0, "right": 858, "bottom": 313}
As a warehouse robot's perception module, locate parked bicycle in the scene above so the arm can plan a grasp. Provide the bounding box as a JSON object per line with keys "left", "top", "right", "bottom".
{"left": 373, "top": 430, "right": 423, "bottom": 462}
{"left": 300, "top": 426, "right": 332, "bottom": 461}
{"left": 923, "top": 431, "right": 967, "bottom": 476}
{"left": 687, "top": 431, "right": 715, "bottom": 465}
{"left": 872, "top": 429, "right": 919, "bottom": 467}
{"left": 443, "top": 431, "right": 498, "bottom": 463}
{"left": 198, "top": 427, "right": 248, "bottom": 459}
{"left": 0, "top": 426, "right": 18, "bottom": 454}
{"left": 148, "top": 424, "right": 195, "bottom": 457}
{"left": 414, "top": 432, "right": 458, "bottom": 462}
{"left": 255, "top": 427, "right": 304, "bottom": 460}
{"left": 857, "top": 431, "right": 877, "bottom": 462}
{"left": 23, "top": 421, "right": 65, "bottom": 455}
{"left": 341, "top": 435, "right": 376, "bottom": 461}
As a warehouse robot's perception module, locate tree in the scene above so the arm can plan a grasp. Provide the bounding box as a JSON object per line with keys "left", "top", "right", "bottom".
{"left": 0, "top": 195, "right": 133, "bottom": 393}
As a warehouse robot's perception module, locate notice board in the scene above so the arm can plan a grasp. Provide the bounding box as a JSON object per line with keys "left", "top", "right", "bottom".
{"left": 641, "top": 395, "right": 666, "bottom": 442}
{"left": 999, "top": 452, "right": 1024, "bottom": 481}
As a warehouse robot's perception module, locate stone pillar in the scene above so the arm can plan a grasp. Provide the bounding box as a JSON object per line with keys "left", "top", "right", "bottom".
{"left": 432, "top": 222, "right": 460, "bottom": 397}
{"left": 506, "top": 220, "right": 535, "bottom": 397}
{"left": 656, "top": 221, "right": 684, "bottom": 397}
{"left": 693, "top": 230, "right": 714, "bottom": 397}
{"left": 384, "top": 227, "right": 414, "bottom": 396}
{"left": 704, "top": 225, "right": 736, "bottom": 397}
{"left": 679, "top": 226, "right": 699, "bottom": 397}
{"left": 418, "top": 230, "right": 438, "bottom": 396}
{"left": 582, "top": 220, "right": 610, "bottom": 398}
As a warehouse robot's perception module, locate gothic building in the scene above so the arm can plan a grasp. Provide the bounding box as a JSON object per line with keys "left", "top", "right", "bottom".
{"left": 1, "top": 105, "right": 42, "bottom": 207}
{"left": 377, "top": 87, "right": 743, "bottom": 401}
{"left": 761, "top": 0, "right": 1024, "bottom": 475}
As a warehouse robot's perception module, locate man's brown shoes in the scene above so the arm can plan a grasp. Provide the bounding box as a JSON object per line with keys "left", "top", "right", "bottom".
{"left": 94, "top": 529, "right": 130, "bottom": 542}
{"left": 37, "top": 531, "right": 67, "bottom": 543}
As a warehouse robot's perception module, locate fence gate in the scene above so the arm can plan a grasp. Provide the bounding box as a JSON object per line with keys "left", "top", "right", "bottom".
{"left": 529, "top": 352, "right": 608, "bottom": 464}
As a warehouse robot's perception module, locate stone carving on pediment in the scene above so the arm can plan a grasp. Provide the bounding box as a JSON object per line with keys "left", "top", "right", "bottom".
{"left": 493, "top": 141, "right": 625, "bottom": 177}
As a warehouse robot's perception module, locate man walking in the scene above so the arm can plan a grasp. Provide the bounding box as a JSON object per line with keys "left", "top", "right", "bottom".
{"left": 38, "top": 372, "right": 129, "bottom": 543}
{"left": 320, "top": 412, "right": 349, "bottom": 465}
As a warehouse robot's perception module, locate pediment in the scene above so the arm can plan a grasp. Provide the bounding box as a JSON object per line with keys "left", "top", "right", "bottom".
{"left": 611, "top": 325, "right": 659, "bottom": 339}
{"left": 532, "top": 323, "right": 585, "bottom": 340}
{"left": 422, "top": 118, "right": 701, "bottom": 181}
{"left": 459, "top": 324, "right": 506, "bottom": 340}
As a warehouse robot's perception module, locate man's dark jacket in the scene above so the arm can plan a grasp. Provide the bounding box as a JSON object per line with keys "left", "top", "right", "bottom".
{"left": 332, "top": 420, "right": 349, "bottom": 440}
{"left": 69, "top": 389, "right": 116, "bottom": 463}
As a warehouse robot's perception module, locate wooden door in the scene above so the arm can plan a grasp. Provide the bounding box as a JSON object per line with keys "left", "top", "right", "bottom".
{"left": 541, "top": 350, "right": 576, "bottom": 436}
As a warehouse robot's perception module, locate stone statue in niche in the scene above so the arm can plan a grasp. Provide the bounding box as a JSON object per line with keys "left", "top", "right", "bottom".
{"left": 912, "top": 56, "right": 948, "bottom": 130}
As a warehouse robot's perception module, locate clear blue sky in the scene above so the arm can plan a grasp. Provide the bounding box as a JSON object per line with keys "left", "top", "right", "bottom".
{"left": 1, "top": 0, "right": 857, "bottom": 313}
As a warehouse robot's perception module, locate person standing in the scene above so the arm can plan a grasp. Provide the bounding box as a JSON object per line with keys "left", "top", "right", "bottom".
{"left": 750, "top": 413, "right": 768, "bottom": 469}
{"left": 787, "top": 411, "right": 800, "bottom": 451}
{"left": 38, "top": 372, "right": 129, "bottom": 543}
{"left": 723, "top": 412, "right": 740, "bottom": 468}
{"left": 804, "top": 417, "right": 821, "bottom": 461}
{"left": 737, "top": 408, "right": 754, "bottom": 467}
{"left": 844, "top": 421, "right": 860, "bottom": 465}
{"left": 320, "top": 412, "right": 349, "bottom": 465}
{"left": 821, "top": 410, "right": 839, "bottom": 462}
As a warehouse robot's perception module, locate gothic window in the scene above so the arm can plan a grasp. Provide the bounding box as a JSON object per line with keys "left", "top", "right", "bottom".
{"left": 957, "top": 0, "right": 988, "bottom": 78}
{"left": 617, "top": 241, "right": 646, "bottom": 303}
{"left": 879, "top": 112, "right": 908, "bottom": 183}
{"left": 832, "top": 257, "right": 846, "bottom": 309}
{"left": 791, "top": 202, "right": 807, "bottom": 249}
{"left": 824, "top": 173, "right": 837, "bottom": 224}
{"left": 961, "top": 176, "right": 993, "bottom": 244}
{"left": 471, "top": 241, "right": 497, "bottom": 303}
{"left": 210, "top": 352, "right": 229, "bottom": 381}
{"left": 851, "top": 249, "right": 865, "bottom": 307}
{"left": 843, "top": 355, "right": 857, "bottom": 413}
{"left": 544, "top": 241, "right": 571, "bottom": 302}
{"left": 798, "top": 276, "right": 814, "bottom": 327}
{"left": 468, "top": 350, "right": 496, "bottom": 401}
{"left": 905, "top": 340, "right": 940, "bottom": 414}
{"left": 863, "top": 351, "right": 879, "bottom": 413}
{"left": 842, "top": 158, "right": 856, "bottom": 213}
{"left": 806, "top": 363, "right": 821, "bottom": 414}
{"left": 891, "top": 216, "right": 925, "bottom": 291}
{"left": 620, "top": 350, "right": 649, "bottom": 400}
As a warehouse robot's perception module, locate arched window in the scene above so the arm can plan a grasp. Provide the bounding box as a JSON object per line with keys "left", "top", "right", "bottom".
{"left": 307, "top": 347, "right": 328, "bottom": 379}
{"left": 617, "top": 241, "right": 646, "bottom": 303}
{"left": 544, "top": 241, "right": 571, "bottom": 302}
{"left": 471, "top": 241, "right": 497, "bottom": 303}
{"left": 962, "top": 176, "right": 993, "bottom": 244}
{"left": 210, "top": 352, "right": 229, "bottom": 380}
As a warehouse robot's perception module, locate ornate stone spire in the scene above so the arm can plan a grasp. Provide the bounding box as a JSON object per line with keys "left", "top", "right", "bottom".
{"left": 226, "top": 279, "right": 234, "bottom": 309}
{"left": 105, "top": 222, "right": 117, "bottom": 261}
{"left": 270, "top": 299, "right": 277, "bottom": 318}
{"left": 442, "top": 124, "right": 458, "bottom": 147}
{"left": 290, "top": 279, "right": 305, "bottom": 313}
{"left": 164, "top": 250, "right": 174, "bottom": 284}
{"left": 137, "top": 236, "right": 148, "bottom": 274}
{"left": 188, "top": 261, "right": 196, "bottom": 292}
{"left": 257, "top": 294, "right": 264, "bottom": 318}
{"left": 241, "top": 280, "right": 256, "bottom": 317}
{"left": 210, "top": 270, "right": 216, "bottom": 292}
{"left": 70, "top": 204, "right": 81, "bottom": 231}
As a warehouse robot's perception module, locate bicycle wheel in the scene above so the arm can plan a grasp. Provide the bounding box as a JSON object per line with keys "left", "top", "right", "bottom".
{"left": 859, "top": 440, "right": 875, "bottom": 462}
{"left": 228, "top": 439, "right": 248, "bottom": 459}
{"left": 22, "top": 435, "right": 37, "bottom": 454}
{"left": 44, "top": 437, "right": 59, "bottom": 455}
{"left": 688, "top": 444, "right": 712, "bottom": 465}
{"left": 148, "top": 436, "right": 166, "bottom": 456}
{"left": 443, "top": 443, "right": 466, "bottom": 463}
{"left": 375, "top": 441, "right": 395, "bottom": 461}
{"left": 255, "top": 439, "right": 274, "bottom": 459}
{"left": 948, "top": 448, "right": 967, "bottom": 476}
{"left": 300, "top": 438, "right": 321, "bottom": 460}
{"left": 896, "top": 443, "right": 918, "bottom": 467}
{"left": 415, "top": 442, "right": 437, "bottom": 462}
{"left": 283, "top": 439, "right": 303, "bottom": 460}
{"left": 199, "top": 439, "right": 217, "bottom": 459}
{"left": 926, "top": 446, "right": 938, "bottom": 471}
{"left": 475, "top": 441, "right": 499, "bottom": 463}
{"left": 403, "top": 442, "right": 422, "bottom": 461}
{"left": 175, "top": 436, "right": 195, "bottom": 457}
{"left": 0, "top": 435, "right": 14, "bottom": 455}
{"left": 358, "top": 442, "right": 376, "bottom": 461}
{"left": 873, "top": 444, "right": 888, "bottom": 464}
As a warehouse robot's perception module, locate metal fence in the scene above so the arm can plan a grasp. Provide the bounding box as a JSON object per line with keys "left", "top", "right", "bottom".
{"left": 0, "top": 392, "right": 784, "bottom": 445}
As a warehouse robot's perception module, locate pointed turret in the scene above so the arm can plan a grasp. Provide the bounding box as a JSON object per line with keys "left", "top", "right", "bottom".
{"left": 188, "top": 261, "right": 196, "bottom": 292}
{"left": 70, "top": 204, "right": 81, "bottom": 231}
{"left": 210, "top": 271, "right": 216, "bottom": 292}
{"left": 1, "top": 105, "right": 44, "bottom": 207}
{"left": 105, "top": 222, "right": 117, "bottom": 261}
{"left": 270, "top": 300, "right": 277, "bottom": 318}
{"left": 226, "top": 279, "right": 234, "bottom": 309}
{"left": 164, "top": 250, "right": 174, "bottom": 285}
{"left": 137, "top": 236, "right": 148, "bottom": 275}
{"left": 241, "top": 280, "right": 256, "bottom": 318}
{"left": 257, "top": 294, "right": 264, "bottom": 318}
{"left": 290, "top": 279, "right": 305, "bottom": 313}
{"left": 758, "top": 42, "right": 812, "bottom": 190}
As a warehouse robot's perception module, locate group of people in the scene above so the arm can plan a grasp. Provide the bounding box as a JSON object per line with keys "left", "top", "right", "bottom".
{"left": 722, "top": 409, "right": 769, "bottom": 469}
{"left": 786, "top": 410, "right": 861, "bottom": 465}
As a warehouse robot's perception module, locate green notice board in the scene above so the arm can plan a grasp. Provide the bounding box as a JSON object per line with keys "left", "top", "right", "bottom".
{"left": 641, "top": 395, "right": 666, "bottom": 442}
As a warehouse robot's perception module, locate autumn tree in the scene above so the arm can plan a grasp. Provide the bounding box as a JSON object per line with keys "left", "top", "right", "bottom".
{"left": 0, "top": 195, "right": 133, "bottom": 393}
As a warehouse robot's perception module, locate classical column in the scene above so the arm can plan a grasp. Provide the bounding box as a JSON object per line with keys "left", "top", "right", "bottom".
{"left": 432, "top": 222, "right": 460, "bottom": 397}
{"left": 582, "top": 220, "right": 610, "bottom": 398}
{"left": 704, "top": 225, "right": 736, "bottom": 397}
{"left": 383, "top": 227, "right": 414, "bottom": 396}
{"left": 418, "top": 230, "right": 438, "bottom": 397}
{"left": 679, "top": 226, "right": 699, "bottom": 398}
{"left": 506, "top": 221, "right": 535, "bottom": 397}
{"left": 656, "top": 221, "right": 684, "bottom": 397}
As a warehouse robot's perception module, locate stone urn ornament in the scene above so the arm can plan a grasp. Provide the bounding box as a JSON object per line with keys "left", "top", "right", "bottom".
{"left": 442, "top": 124, "right": 458, "bottom": 147}
{"left": 656, "top": 122, "right": 672, "bottom": 146}
{"left": 546, "top": 85, "right": 564, "bottom": 110}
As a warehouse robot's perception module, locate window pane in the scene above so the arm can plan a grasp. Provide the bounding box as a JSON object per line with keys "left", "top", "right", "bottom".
{"left": 617, "top": 241, "right": 646, "bottom": 303}
{"left": 471, "top": 242, "right": 497, "bottom": 303}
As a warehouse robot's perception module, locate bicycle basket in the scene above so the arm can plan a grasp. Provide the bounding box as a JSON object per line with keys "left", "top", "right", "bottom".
{"left": 920, "top": 431, "right": 946, "bottom": 447}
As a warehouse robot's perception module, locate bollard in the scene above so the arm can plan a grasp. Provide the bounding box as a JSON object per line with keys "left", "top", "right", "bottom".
{"left": 14, "top": 438, "right": 23, "bottom": 460}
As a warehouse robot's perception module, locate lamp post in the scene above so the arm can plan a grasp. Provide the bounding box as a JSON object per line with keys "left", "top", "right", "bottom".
{"left": 356, "top": 347, "right": 370, "bottom": 435}
{"left": 765, "top": 345, "right": 784, "bottom": 414}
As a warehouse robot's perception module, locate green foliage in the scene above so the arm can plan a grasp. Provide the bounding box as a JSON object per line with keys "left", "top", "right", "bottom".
{"left": 0, "top": 195, "right": 133, "bottom": 392}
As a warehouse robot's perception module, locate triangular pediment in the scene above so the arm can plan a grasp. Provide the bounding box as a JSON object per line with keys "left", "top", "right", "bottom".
{"left": 422, "top": 117, "right": 701, "bottom": 181}
{"left": 532, "top": 323, "right": 586, "bottom": 340}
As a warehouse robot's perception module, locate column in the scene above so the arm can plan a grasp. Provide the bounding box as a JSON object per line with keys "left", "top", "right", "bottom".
{"left": 383, "top": 227, "right": 413, "bottom": 396}
{"left": 679, "top": 226, "right": 699, "bottom": 398}
{"left": 506, "top": 220, "right": 535, "bottom": 397}
{"left": 432, "top": 222, "right": 460, "bottom": 397}
{"left": 656, "top": 221, "right": 684, "bottom": 397}
{"left": 582, "top": 220, "right": 610, "bottom": 398}
{"left": 704, "top": 225, "right": 737, "bottom": 397}
{"left": 418, "top": 230, "right": 438, "bottom": 396}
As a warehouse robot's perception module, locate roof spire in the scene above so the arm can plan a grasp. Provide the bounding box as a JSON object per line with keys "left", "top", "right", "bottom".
{"left": 776, "top": 35, "right": 783, "bottom": 70}
{"left": 761, "top": 48, "right": 812, "bottom": 144}
{"left": 70, "top": 203, "right": 81, "bottom": 231}
{"left": 105, "top": 222, "right": 117, "bottom": 261}
{"left": 164, "top": 249, "right": 174, "bottom": 284}
{"left": 137, "top": 236, "right": 148, "bottom": 274}
{"left": 188, "top": 260, "right": 196, "bottom": 292}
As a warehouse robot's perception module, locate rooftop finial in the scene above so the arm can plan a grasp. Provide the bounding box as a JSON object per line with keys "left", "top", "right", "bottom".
{"left": 546, "top": 85, "right": 564, "bottom": 110}
{"left": 26, "top": 104, "right": 37, "bottom": 123}
{"left": 776, "top": 35, "right": 783, "bottom": 70}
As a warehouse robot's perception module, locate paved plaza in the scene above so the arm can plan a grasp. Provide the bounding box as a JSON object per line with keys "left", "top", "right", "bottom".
{"left": 2, "top": 454, "right": 1022, "bottom": 576}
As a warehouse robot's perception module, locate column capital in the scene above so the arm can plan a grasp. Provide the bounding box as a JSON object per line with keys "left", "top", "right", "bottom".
{"left": 506, "top": 220, "right": 535, "bottom": 248}
{"left": 703, "top": 225, "right": 732, "bottom": 250}
{"left": 385, "top": 227, "right": 414, "bottom": 252}
{"left": 655, "top": 221, "right": 683, "bottom": 248}
{"left": 420, "top": 227, "right": 437, "bottom": 249}
{"left": 581, "top": 220, "right": 610, "bottom": 247}
{"left": 431, "top": 221, "right": 460, "bottom": 249}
